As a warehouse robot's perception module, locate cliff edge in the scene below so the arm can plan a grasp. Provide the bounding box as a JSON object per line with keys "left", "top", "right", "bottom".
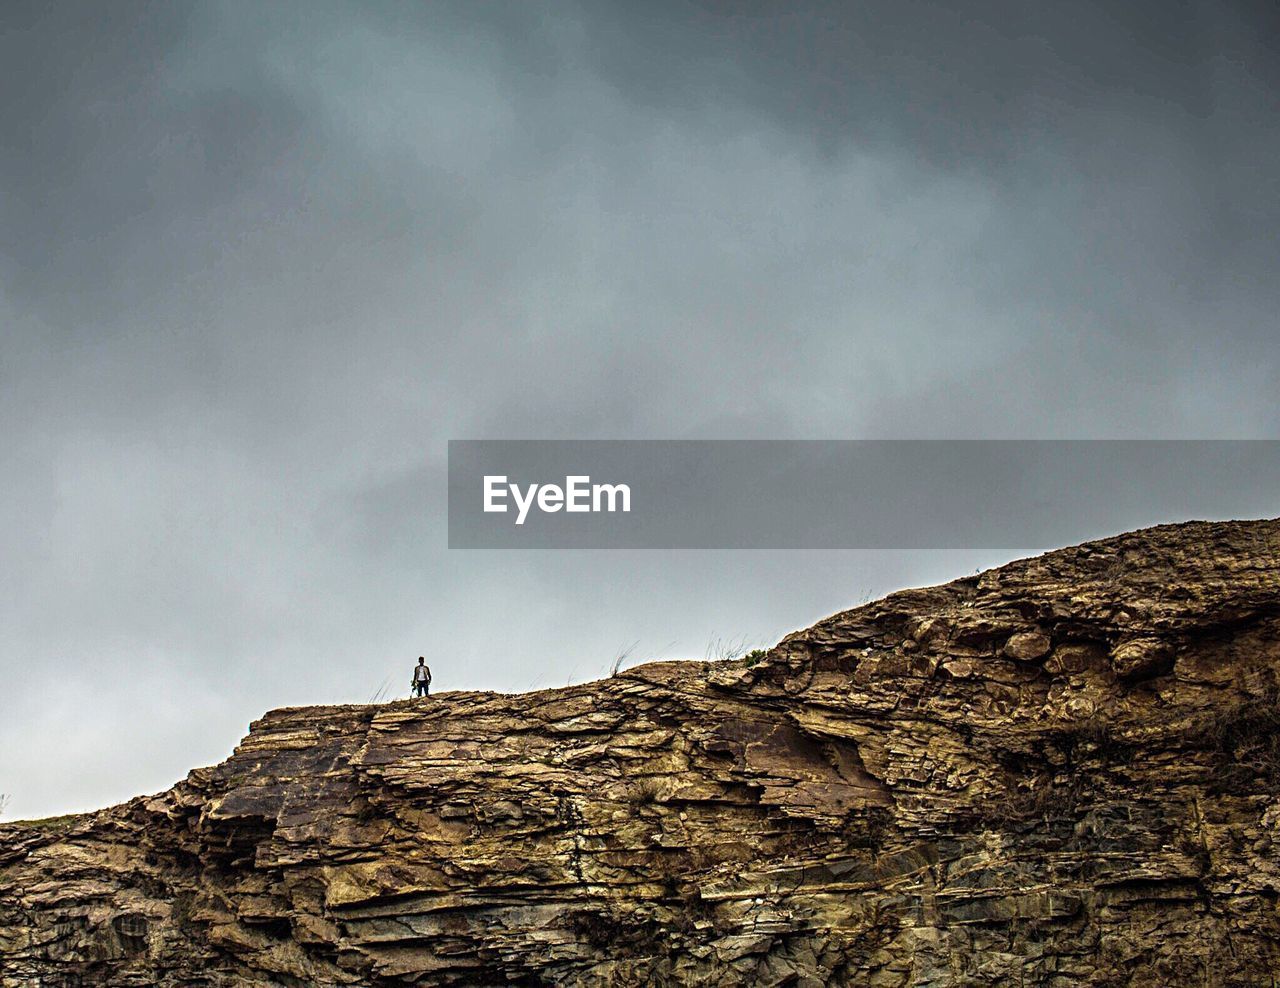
{"left": 4, "top": 519, "right": 1280, "bottom": 986}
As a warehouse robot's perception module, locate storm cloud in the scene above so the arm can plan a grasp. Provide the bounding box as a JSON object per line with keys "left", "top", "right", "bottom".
{"left": 2, "top": 1, "right": 1277, "bottom": 818}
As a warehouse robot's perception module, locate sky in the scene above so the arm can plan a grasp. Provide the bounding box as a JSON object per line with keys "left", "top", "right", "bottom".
{"left": 2, "top": 0, "right": 1278, "bottom": 820}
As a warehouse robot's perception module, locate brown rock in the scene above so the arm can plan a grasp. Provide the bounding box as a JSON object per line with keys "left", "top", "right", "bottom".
{"left": 1002, "top": 631, "right": 1052, "bottom": 661}
{"left": 4, "top": 518, "right": 1280, "bottom": 986}
{"left": 1110, "top": 637, "right": 1174, "bottom": 679}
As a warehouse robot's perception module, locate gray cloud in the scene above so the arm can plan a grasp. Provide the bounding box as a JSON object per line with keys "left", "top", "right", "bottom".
{"left": 1, "top": 0, "right": 1276, "bottom": 818}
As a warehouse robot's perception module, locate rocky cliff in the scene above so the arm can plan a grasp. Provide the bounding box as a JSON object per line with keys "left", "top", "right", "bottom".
{"left": 4, "top": 519, "right": 1280, "bottom": 986}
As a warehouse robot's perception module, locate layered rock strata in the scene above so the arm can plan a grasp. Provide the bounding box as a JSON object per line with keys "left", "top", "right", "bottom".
{"left": 4, "top": 519, "right": 1280, "bottom": 985}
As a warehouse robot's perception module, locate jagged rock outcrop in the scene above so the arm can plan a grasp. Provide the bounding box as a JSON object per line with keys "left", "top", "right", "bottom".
{"left": 4, "top": 519, "right": 1280, "bottom": 986}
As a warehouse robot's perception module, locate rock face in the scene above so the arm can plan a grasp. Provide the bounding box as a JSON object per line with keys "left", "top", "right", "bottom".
{"left": 4, "top": 519, "right": 1280, "bottom": 986}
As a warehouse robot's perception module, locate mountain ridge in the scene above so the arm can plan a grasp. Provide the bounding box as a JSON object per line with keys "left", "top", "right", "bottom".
{"left": 4, "top": 517, "right": 1280, "bottom": 986}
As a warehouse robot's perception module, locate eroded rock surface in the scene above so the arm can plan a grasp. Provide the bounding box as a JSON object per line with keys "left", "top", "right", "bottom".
{"left": 4, "top": 519, "right": 1280, "bottom": 985}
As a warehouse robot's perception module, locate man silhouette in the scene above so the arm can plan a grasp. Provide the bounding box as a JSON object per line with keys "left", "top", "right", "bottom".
{"left": 411, "top": 657, "right": 432, "bottom": 698}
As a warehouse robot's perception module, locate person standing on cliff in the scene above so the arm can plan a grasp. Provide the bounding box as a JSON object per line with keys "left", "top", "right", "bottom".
{"left": 411, "top": 657, "right": 432, "bottom": 698}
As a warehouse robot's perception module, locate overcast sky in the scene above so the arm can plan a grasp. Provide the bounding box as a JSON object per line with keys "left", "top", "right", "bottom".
{"left": 2, "top": 1, "right": 1277, "bottom": 820}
